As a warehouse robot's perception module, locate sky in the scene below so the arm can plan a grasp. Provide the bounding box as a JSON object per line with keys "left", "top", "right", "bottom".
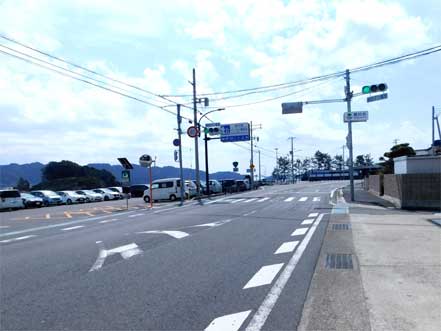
{"left": 0, "top": 0, "right": 440, "bottom": 177}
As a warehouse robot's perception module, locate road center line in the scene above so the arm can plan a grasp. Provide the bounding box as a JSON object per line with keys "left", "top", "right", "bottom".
{"left": 243, "top": 263, "right": 285, "bottom": 289}
{"left": 0, "top": 235, "right": 36, "bottom": 243}
{"left": 244, "top": 214, "right": 324, "bottom": 331}
{"left": 129, "top": 213, "right": 144, "bottom": 218}
{"left": 99, "top": 218, "right": 119, "bottom": 224}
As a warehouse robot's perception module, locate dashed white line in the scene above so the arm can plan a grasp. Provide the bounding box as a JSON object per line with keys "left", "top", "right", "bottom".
{"left": 205, "top": 310, "right": 252, "bottom": 331}
{"left": 244, "top": 198, "right": 257, "bottom": 203}
{"left": 61, "top": 225, "right": 84, "bottom": 231}
{"left": 257, "top": 197, "right": 270, "bottom": 202}
{"left": 298, "top": 197, "right": 308, "bottom": 202}
{"left": 0, "top": 235, "right": 36, "bottom": 243}
{"left": 99, "top": 218, "right": 119, "bottom": 224}
{"left": 243, "top": 210, "right": 257, "bottom": 217}
{"left": 129, "top": 213, "right": 144, "bottom": 218}
{"left": 274, "top": 241, "right": 299, "bottom": 255}
{"left": 191, "top": 220, "right": 232, "bottom": 228}
{"left": 137, "top": 230, "right": 189, "bottom": 239}
{"left": 0, "top": 226, "right": 10, "bottom": 229}
{"left": 291, "top": 228, "right": 308, "bottom": 236}
{"left": 313, "top": 197, "right": 321, "bottom": 202}
{"left": 243, "top": 263, "right": 285, "bottom": 289}
{"left": 301, "top": 219, "right": 315, "bottom": 225}
{"left": 308, "top": 213, "right": 319, "bottom": 217}
{"left": 231, "top": 199, "right": 245, "bottom": 204}
{"left": 244, "top": 214, "right": 324, "bottom": 331}
{"left": 284, "top": 197, "right": 295, "bottom": 202}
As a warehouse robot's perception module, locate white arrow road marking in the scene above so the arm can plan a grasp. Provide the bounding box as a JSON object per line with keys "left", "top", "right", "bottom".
{"left": 230, "top": 199, "right": 245, "bottom": 204}
{"left": 205, "top": 310, "right": 252, "bottom": 331}
{"left": 244, "top": 198, "right": 257, "bottom": 203}
{"left": 243, "top": 263, "right": 285, "bottom": 289}
{"left": 291, "top": 228, "right": 308, "bottom": 236}
{"left": 308, "top": 212, "right": 319, "bottom": 217}
{"left": 0, "top": 235, "right": 36, "bottom": 243}
{"left": 257, "top": 197, "right": 270, "bottom": 202}
{"left": 298, "top": 197, "right": 308, "bottom": 202}
{"left": 274, "top": 241, "right": 299, "bottom": 255}
{"left": 284, "top": 197, "right": 295, "bottom": 202}
{"left": 89, "top": 243, "right": 142, "bottom": 272}
{"left": 301, "top": 219, "right": 315, "bottom": 225}
{"left": 313, "top": 197, "right": 321, "bottom": 202}
{"left": 191, "top": 220, "right": 232, "bottom": 228}
{"left": 137, "top": 230, "right": 189, "bottom": 239}
{"left": 61, "top": 225, "right": 84, "bottom": 231}
{"left": 244, "top": 214, "right": 324, "bottom": 331}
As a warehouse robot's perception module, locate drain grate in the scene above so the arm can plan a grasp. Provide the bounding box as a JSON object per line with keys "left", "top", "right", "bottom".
{"left": 331, "top": 223, "right": 351, "bottom": 230}
{"left": 325, "top": 253, "right": 353, "bottom": 269}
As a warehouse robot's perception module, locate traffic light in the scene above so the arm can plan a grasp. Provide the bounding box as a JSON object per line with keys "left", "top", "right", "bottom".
{"left": 362, "top": 83, "right": 387, "bottom": 94}
{"left": 208, "top": 127, "right": 220, "bottom": 136}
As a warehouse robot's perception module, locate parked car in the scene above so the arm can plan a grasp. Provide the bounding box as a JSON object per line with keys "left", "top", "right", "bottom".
{"left": 30, "top": 190, "right": 63, "bottom": 206}
{"left": 0, "top": 189, "right": 24, "bottom": 210}
{"left": 191, "top": 180, "right": 208, "bottom": 194}
{"left": 130, "top": 184, "right": 149, "bottom": 198}
{"left": 75, "top": 190, "right": 103, "bottom": 202}
{"left": 107, "top": 187, "right": 124, "bottom": 199}
{"left": 220, "top": 179, "right": 237, "bottom": 193}
{"left": 208, "top": 179, "right": 222, "bottom": 193}
{"left": 56, "top": 191, "right": 86, "bottom": 204}
{"left": 185, "top": 180, "right": 197, "bottom": 198}
{"left": 93, "top": 188, "right": 120, "bottom": 201}
{"left": 235, "top": 180, "right": 247, "bottom": 192}
{"left": 143, "top": 178, "right": 186, "bottom": 203}
{"left": 20, "top": 192, "right": 43, "bottom": 208}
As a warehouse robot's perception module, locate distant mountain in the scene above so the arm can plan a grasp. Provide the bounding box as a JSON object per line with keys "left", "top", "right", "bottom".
{"left": 0, "top": 162, "right": 243, "bottom": 188}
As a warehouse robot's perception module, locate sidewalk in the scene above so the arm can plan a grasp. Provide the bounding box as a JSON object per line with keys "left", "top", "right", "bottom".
{"left": 299, "top": 187, "right": 441, "bottom": 331}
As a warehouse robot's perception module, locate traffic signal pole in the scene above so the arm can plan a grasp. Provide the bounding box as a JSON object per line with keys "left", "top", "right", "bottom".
{"left": 204, "top": 131, "right": 210, "bottom": 197}
{"left": 345, "top": 69, "right": 355, "bottom": 202}
{"left": 250, "top": 121, "right": 254, "bottom": 189}
{"left": 192, "top": 68, "right": 201, "bottom": 200}
{"left": 177, "top": 104, "right": 185, "bottom": 206}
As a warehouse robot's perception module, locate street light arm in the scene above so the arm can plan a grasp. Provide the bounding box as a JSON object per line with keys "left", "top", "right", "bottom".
{"left": 198, "top": 108, "right": 225, "bottom": 126}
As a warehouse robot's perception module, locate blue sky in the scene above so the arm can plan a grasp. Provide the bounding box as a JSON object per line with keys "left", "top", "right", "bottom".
{"left": 0, "top": 0, "right": 440, "bottom": 176}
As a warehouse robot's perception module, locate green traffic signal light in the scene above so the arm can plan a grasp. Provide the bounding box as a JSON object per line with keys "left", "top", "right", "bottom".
{"left": 362, "top": 86, "right": 371, "bottom": 94}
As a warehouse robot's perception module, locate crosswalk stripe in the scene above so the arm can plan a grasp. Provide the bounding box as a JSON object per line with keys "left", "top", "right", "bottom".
{"left": 291, "top": 228, "right": 308, "bottom": 236}
{"left": 231, "top": 199, "right": 245, "bottom": 204}
{"left": 313, "top": 197, "right": 320, "bottom": 202}
{"left": 299, "top": 197, "right": 308, "bottom": 202}
{"left": 244, "top": 198, "right": 257, "bottom": 203}
{"left": 284, "top": 197, "right": 295, "bottom": 202}
{"left": 257, "top": 197, "right": 270, "bottom": 202}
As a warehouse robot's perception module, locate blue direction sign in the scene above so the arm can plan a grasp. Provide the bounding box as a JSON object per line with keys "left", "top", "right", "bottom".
{"left": 220, "top": 122, "right": 250, "bottom": 142}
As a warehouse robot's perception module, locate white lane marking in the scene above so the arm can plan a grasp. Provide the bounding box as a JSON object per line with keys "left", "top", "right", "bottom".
{"left": 205, "top": 310, "right": 252, "bottom": 331}
{"left": 313, "top": 197, "right": 320, "bottom": 202}
{"left": 137, "top": 230, "right": 189, "bottom": 239}
{"left": 299, "top": 197, "right": 308, "bottom": 202}
{"left": 95, "top": 241, "right": 102, "bottom": 244}
{"left": 243, "top": 263, "right": 285, "bottom": 289}
{"left": 99, "top": 218, "right": 119, "bottom": 224}
{"left": 243, "top": 210, "right": 257, "bottom": 217}
{"left": 301, "top": 219, "right": 315, "bottom": 225}
{"left": 61, "top": 225, "right": 84, "bottom": 231}
{"left": 291, "top": 228, "right": 308, "bottom": 236}
{"left": 25, "top": 216, "right": 30, "bottom": 220}
{"left": 0, "top": 235, "right": 36, "bottom": 243}
{"left": 129, "top": 213, "right": 144, "bottom": 218}
{"left": 0, "top": 226, "right": 10, "bottom": 229}
{"left": 274, "top": 241, "right": 299, "bottom": 255}
{"left": 284, "top": 197, "right": 295, "bottom": 202}
{"left": 45, "top": 214, "right": 50, "bottom": 219}
{"left": 191, "top": 220, "right": 232, "bottom": 228}
{"left": 244, "top": 198, "right": 257, "bottom": 203}
{"left": 257, "top": 197, "right": 270, "bottom": 202}
{"left": 308, "top": 213, "right": 319, "bottom": 217}
{"left": 89, "top": 243, "right": 142, "bottom": 272}
{"left": 244, "top": 214, "right": 324, "bottom": 331}
{"left": 231, "top": 199, "right": 245, "bottom": 204}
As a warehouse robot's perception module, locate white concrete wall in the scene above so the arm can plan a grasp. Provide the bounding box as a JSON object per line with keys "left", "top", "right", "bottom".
{"left": 394, "top": 155, "right": 441, "bottom": 174}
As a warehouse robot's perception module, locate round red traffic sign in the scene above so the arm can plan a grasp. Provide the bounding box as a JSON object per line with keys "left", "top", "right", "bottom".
{"left": 187, "top": 126, "right": 199, "bottom": 138}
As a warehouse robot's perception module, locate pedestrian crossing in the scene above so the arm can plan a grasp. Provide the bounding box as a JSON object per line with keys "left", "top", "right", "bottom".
{"left": 209, "top": 196, "right": 322, "bottom": 205}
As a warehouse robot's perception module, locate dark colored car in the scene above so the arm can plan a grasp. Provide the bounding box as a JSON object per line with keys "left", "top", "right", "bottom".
{"left": 235, "top": 180, "right": 247, "bottom": 192}
{"left": 21, "top": 193, "right": 44, "bottom": 208}
{"left": 220, "top": 179, "right": 237, "bottom": 193}
{"left": 130, "top": 184, "right": 149, "bottom": 198}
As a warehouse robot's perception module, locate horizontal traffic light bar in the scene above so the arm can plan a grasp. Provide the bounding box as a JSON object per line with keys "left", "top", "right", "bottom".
{"left": 362, "top": 83, "right": 388, "bottom": 94}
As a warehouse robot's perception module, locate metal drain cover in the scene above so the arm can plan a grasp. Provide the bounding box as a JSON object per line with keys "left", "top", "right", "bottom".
{"left": 331, "top": 223, "right": 350, "bottom": 230}
{"left": 325, "top": 253, "right": 353, "bottom": 269}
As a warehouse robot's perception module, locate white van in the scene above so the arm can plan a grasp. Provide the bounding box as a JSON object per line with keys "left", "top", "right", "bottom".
{"left": 0, "top": 189, "right": 25, "bottom": 210}
{"left": 143, "top": 178, "right": 186, "bottom": 203}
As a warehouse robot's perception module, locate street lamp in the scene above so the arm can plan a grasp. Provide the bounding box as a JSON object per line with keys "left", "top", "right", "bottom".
{"left": 198, "top": 108, "right": 225, "bottom": 196}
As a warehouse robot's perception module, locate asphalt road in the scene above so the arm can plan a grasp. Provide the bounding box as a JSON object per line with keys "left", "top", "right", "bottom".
{"left": 0, "top": 181, "right": 345, "bottom": 331}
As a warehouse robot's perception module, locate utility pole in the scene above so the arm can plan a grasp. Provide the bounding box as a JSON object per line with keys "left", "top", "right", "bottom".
{"left": 288, "top": 137, "right": 295, "bottom": 184}
{"left": 258, "top": 150, "right": 261, "bottom": 182}
{"left": 432, "top": 106, "right": 435, "bottom": 146}
{"left": 250, "top": 121, "right": 254, "bottom": 190}
{"left": 176, "top": 104, "right": 184, "bottom": 206}
{"left": 345, "top": 69, "right": 355, "bottom": 202}
{"left": 192, "top": 68, "right": 201, "bottom": 199}
{"left": 342, "top": 145, "right": 346, "bottom": 170}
